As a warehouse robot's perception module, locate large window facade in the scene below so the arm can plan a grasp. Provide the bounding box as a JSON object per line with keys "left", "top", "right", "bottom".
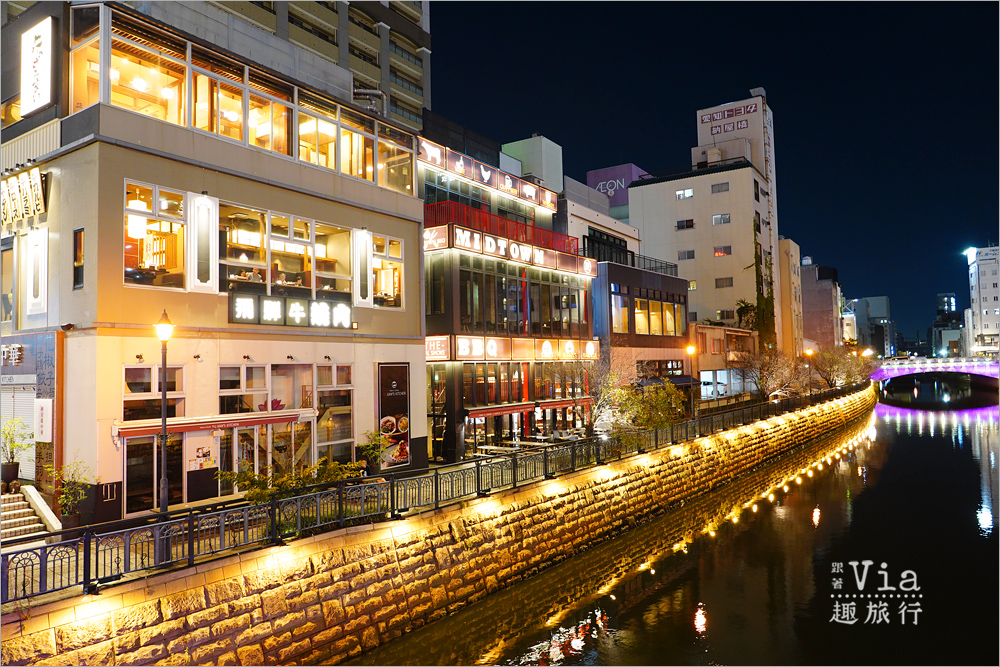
{"left": 65, "top": 6, "right": 414, "bottom": 194}
{"left": 457, "top": 255, "right": 589, "bottom": 339}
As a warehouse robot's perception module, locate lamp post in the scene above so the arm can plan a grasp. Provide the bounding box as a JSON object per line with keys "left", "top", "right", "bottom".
{"left": 805, "top": 348, "right": 814, "bottom": 396}
{"left": 155, "top": 310, "right": 174, "bottom": 514}
{"left": 686, "top": 344, "right": 699, "bottom": 420}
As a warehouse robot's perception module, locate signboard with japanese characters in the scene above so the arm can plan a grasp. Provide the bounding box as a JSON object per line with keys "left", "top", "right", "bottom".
{"left": 229, "top": 294, "right": 352, "bottom": 329}
{"left": 1, "top": 167, "right": 48, "bottom": 229}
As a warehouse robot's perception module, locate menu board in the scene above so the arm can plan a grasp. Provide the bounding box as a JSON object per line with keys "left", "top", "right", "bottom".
{"left": 377, "top": 363, "right": 410, "bottom": 469}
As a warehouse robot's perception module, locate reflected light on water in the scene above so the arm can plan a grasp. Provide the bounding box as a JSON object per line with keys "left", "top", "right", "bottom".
{"left": 811, "top": 506, "right": 821, "bottom": 527}
{"left": 977, "top": 502, "right": 993, "bottom": 536}
{"left": 694, "top": 604, "right": 707, "bottom": 634}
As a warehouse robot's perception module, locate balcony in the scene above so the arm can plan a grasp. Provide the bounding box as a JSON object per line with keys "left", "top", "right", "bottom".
{"left": 425, "top": 201, "right": 579, "bottom": 255}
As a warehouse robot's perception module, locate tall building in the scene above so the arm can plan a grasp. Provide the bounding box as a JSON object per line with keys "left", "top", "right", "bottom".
{"left": 843, "top": 295, "right": 895, "bottom": 357}
{"left": 1, "top": 2, "right": 426, "bottom": 522}
{"left": 800, "top": 257, "right": 843, "bottom": 350}
{"left": 585, "top": 163, "right": 649, "bottom": 226}
{"left": 966, "top": 246, "right": 1000, "bottom": 358}
{"left": 628, "top": 89, "right": 784, "bottom": 349}
{"left": 778, "top": 237, "right": 803, "bottom": 356}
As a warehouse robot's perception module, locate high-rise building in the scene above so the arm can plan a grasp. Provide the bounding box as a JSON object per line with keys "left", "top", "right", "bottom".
{"left": 628, "top": 89, "right": 784, "bottom": 349}
{"left": 1, "top": 2, "right": 426, "bottom": 522}
{"left": 966, "top": 246, "right": 1000, "bottom": 358}
{"left": 801, "top": 258, "right": 843, "bottom": 350}
{"left": 844, "top": 295, "right": 895, "bottom": 357}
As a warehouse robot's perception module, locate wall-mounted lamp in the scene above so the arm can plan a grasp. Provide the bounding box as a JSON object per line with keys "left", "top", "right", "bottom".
{"left": 243, "top": 354, "right": 252, "bottom": 361}
{"left": 193, "top": 354, "right": 202, "bottom": 360}
{"left": 287, "top": 355, "right": 295, "bottom": 360}
{"left": 351, "top": 322, "right": 359, "bottom": 329}
{"left": 60, "top": 323, "right": 75, "bottom": 331}
{"left": 323, "top": 355, "right": 332, "bottom": 361}
{"left": 135, "top": 354, "right": 144, "bottom": 363}
{"left": 201, "top": 190, "right": 208, "bottom": 195}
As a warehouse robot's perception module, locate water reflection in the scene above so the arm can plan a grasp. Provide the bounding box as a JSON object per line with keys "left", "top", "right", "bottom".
{"left": 351, "top": 414, "right": 880, "bottom": 666}
{"left": 876, "top": 403, "right": 998, "bottom": 538}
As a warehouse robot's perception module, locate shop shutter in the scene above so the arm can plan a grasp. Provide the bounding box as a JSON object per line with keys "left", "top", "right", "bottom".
{"left": 2, "top": 386, "right": 37, "bottom": 481}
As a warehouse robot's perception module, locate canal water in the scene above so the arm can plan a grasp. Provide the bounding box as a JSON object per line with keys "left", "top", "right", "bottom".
{"left": 351, "top": 397, "right": 998, "bottom": 666}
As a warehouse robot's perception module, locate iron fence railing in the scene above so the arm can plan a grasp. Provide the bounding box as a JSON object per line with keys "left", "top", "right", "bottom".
{"left": 1, "top": 382, "right": 868, "bottom": 605}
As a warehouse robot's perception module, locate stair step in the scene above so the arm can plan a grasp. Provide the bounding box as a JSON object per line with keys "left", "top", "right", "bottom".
{"left": 0, "top": 529, "right": 49, "bottom": 546}
{"left": 1, "top": 502, "right": 32, "bottom": 515}
{"left": 1, "top": 525, "right": 48, "bottom": 541}
{"left": 1, "top": 493, "right": 26, "bottom": 505}
{"left": 0, "top": 515, "right": 44, "bottom": 529}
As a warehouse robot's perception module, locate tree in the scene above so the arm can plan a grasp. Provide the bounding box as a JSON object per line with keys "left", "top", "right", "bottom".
{"left": 735, "top": 299, "right": 757, "bottom": 331}
{"left": 812, "top": 348, "right": 879, "bottom": 388}
{"left": 559, "top": 349, "right": 640, "bottom": 437}
{"left": 1, "top": 417, "right": 33, "bottom": 465}
{"left": 733, "top": 346, "right": 801, "bottom": 399}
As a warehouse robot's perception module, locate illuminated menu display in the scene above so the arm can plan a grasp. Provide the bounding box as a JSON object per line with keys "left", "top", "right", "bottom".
{"left": 418, "top": 138, "right": 557, "bottom": 211}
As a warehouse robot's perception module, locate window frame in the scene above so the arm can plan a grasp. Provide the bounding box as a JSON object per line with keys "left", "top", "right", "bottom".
{"left": 715, "top": 277, "right": 734, "bottom": 288}
{"left": 123, "top": 179, "right": 189, "bottom": 292}
{"left": 712, "top": 214, "right": 731, "bottom": 226}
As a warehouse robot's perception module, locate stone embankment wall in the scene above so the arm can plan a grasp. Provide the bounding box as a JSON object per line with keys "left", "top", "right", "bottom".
{"left": 1, "top": 385, "right": 876, "bottom": 666}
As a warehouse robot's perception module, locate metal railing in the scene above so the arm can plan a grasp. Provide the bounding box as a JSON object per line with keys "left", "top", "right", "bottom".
{"left": 1, "top": 382, "right": 868, "bottom": 605}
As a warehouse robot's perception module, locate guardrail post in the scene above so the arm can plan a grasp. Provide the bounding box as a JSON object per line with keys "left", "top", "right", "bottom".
{"left": 269, "top": 493, "right": 279, "bottom": 545}
{"left": 82, "top": 527, "right": 93, "bottom": 595}
{"left": 390, "top": 476, "right": 397, "bottom": 518}
{"left": 571, "top": 441, "right": 577, "bottom": 472}
{"left": 337, "top": 482, "right": 345, "bottom": 527}
{"left": 476, "top": 460, "right": 487, "bottom": 497}
{"left": 511, "top": 452, "right": 518, "bottom": 489}
{"left": 543, "top": 448, "right": 552, "bottom": 478}
{"left": 434, "top": 469, "right": 440, "bottom": 509}
{"left": 187, "top": 514, "right": 196, "bottom": 567}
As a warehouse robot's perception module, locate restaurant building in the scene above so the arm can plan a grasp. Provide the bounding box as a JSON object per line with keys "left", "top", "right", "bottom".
{"left": 415, "top": 138, "right": 599, "bottom": 462}
{"left": 1, "top": 2, "right": 426, "bottom": 523}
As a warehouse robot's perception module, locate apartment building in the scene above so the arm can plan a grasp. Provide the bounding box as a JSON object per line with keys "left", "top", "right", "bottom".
{"left": 966, "top": 246, "right": 1000, "bottom": 358}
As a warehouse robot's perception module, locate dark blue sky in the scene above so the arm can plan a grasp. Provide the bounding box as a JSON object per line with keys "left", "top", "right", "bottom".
{"left": 427, "top": 2, "right": 999, "bottom": 339}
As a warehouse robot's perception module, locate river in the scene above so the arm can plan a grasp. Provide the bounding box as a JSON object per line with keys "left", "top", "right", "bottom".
{"left": 351, "top": 399, "right": 998, "bottom": 666}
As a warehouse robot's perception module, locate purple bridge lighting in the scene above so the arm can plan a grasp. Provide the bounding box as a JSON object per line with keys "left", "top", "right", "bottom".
{"left": 871, "top": 357, "right": 999, "bottom": 382}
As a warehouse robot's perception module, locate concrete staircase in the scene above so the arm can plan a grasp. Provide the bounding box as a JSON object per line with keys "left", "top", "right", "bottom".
{"left": 1, "top": 492, "right": 49, "bottom": 543}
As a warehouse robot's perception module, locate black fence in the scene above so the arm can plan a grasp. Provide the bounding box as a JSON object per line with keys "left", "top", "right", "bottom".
{"left": 1, "top": 382, "right": 868, "bottom": 605}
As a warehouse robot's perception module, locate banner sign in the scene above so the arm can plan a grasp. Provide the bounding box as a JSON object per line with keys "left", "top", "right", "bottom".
{"left": 1, "top": 168, "right": 48, "bottom": 229}
{"left": 377, "top": 363, "right": 411, "bottom": 470}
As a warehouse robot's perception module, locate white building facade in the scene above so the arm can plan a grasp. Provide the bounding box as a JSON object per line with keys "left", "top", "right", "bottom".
{"left": 967, "top": 246, "right": 1000, "bottom": 358}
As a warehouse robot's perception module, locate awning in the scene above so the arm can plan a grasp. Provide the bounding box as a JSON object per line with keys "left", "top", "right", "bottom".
{"left": 538, "top": 398, "right": 593, "bottom": 411}
{"left": 116, "top": 412, "right": 300, "bottom": 438}
{"left": 667, "top": 375, "right": 698, "bottom": 387}
{"left": 467, "top": 403, "right": 534, "bottom": 419}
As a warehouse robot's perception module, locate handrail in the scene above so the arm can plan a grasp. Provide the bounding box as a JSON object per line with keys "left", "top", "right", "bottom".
{"left": 1, "top": 381, "right": 870, "bottom": 605}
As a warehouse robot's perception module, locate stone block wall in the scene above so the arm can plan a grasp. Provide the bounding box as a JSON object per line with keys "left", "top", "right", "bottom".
{"left": 1, "top": 385, "right": 876, "bottom": 666}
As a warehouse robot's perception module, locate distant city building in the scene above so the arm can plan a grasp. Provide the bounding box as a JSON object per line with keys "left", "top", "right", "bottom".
{"left": 778, "top": 237, "right": 804, "bottom": 356}
{"left": 801, "top": 258, "right": 843, "bottom": 350}
{"left": 628, "top": 89, "right": 785, "bottom": 350}
{"left": 965, "top": 246, "right": 1000, "bottom": 358}
{"left": 844, "top": 296, "right": 895, "bottom": 358}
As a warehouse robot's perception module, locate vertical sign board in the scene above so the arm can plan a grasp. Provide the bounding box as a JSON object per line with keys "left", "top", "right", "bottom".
{"left": 20, "top": 17, "right": 53, "bottom": 115}
{"left": 377, "top": 363, "right": 410, "bottom": 470}
{"left": 34, "top": 398, "right": 52, "bottom": 442}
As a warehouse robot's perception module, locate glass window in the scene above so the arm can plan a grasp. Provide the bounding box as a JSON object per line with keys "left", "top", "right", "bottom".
{"left": 317, "top": 389, "right": 353, "bottom": 464}
{"left": 108, "top": 40, "right": 186, "bottom": 126}
{"left": 73, "top": 229, "right": 85, "bottom": 289}
{"left": 612, "top": 294, "right": 629, "bottom": 333}
{"left": 676, "top": 219, "right": 694, "bottom": 230}
{"left": 249, "top": 94, "right": 291, "bottom": 155}
{"left": 193, "top": 71, "right": 244, "bottom": 141}
{"left": 711, "top": 182, "right": 729, "bottom": 194}
{"left": 635, "top": 299, "right": 650, "bottom": 335}
{"left": 298, "top": 111, "right": 337, "bottom": 168}
{"left": 675, "top": 188, "right": 693, "bottom": 200}
{"left": 663, "top": 302, "right": 676, "bottom": 336}
{"left": 715, "top": 277, "right": 734, "bottom": 288}
{"left": 714, "top": 246, "right": 732, "bottom": 256}
{"left": 337, "top": 365, "right": 352, "bottom": 385}
{"left": 372, "top": 236, "right": 403, "bottom": 308}
{"left": 678, "top": 250, "right": 695, "bottom": 261}
{"left": 219, "top": 202, "right": 267, "bottom": 290}
{"left": 124, "top": 182, "right": 186, "bottom": 289}
{"left": 70, "top": 39, "right": 101, "bottom": 115}
{"left": 713, "top": 214, "right": 731, "bottom": 225}
{"left": 650, "top": 300, "right": 663, "bottom": 335}
{"left": 378, "top": 139, "right": 413, "bottom": 194}
{"left": 340, "top": 110, "right": 375, "bottom": 181}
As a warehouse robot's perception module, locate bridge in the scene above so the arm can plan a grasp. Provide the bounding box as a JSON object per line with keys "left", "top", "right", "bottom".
{"left": 871, "top": 357, "right": 999, "bottom": 381}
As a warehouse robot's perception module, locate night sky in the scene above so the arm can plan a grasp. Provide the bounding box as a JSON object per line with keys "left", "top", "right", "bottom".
{"left": 427, "top": 2, "right": 999, "bottom": 340}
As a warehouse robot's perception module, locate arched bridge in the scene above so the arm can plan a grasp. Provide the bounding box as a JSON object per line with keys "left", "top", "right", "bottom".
{"left": 872, "top": 357, "right": 999, "bottom": 381}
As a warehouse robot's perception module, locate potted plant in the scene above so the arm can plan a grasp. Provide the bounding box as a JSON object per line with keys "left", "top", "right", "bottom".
{"left": 356, "top": 429, "right": 392, "bottom": 475}
{"left": 45, "top": 460, "right": 97, "bottom": 537}
{"left": 1, "top": 417, "right": 34, "bottom": 486}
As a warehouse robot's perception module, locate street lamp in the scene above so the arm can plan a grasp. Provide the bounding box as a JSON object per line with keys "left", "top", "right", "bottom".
{"left": 805, "top": 348, "right": 814, "bottom": 396}
{"left": 686, "top": 344, "right": 699, "bottom": 420}
{"left": 155, "top": 310, "right": 174, "bottom": 514}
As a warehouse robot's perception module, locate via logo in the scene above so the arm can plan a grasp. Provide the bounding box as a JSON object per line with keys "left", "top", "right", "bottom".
{"left": 847, "top": 561, "right": 920, "bottom": 591}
